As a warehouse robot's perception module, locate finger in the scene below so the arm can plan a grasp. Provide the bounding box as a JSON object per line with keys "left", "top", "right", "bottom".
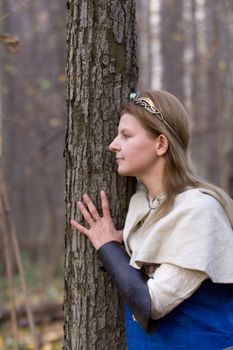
{"left": 70, "top": 219, "right": 89, "bottom": 236}
{"left": 100, "top": 191, "right": 111, "bottom": 219}
{"left": 77, "top": 201, "right": 94, "bottom": 226}
{"left": 82, "top": 194, "right": 100, "bottom": 220}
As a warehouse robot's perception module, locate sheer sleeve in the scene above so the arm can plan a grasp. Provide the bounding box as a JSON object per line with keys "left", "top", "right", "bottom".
{"left": 147, "top": 263, "right": 207, "bottom": 320}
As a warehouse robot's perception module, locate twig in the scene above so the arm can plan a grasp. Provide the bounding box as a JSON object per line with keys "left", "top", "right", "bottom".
{"left": 0, "top": 0, "right": 31, "bottom": 23}
{"left": 0, "top": 301, "right": 63, "bottom": 325}
{"left": 1, "top": 176, "right": 40, "bottom": 350}
{"left": 0, "top": 185, "right": 19, "bottom": 349}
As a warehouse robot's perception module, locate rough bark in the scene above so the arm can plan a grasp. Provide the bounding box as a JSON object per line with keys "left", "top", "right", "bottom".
{"left": 64, "top": 1, "right": 137, "bottom": 349}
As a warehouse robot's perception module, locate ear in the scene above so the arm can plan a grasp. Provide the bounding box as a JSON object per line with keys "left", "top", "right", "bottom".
{"left": 155, "top": 134, "right": 169, "bottom": 156}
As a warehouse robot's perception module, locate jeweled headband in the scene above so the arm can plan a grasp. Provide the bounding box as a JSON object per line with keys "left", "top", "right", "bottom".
{"left": 129, "top": 92, "right": 183, "bottom": 147}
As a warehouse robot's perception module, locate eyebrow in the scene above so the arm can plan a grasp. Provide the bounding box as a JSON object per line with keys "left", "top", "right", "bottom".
{"left": 118, "top": 127, "right": 131, "bottom": 133}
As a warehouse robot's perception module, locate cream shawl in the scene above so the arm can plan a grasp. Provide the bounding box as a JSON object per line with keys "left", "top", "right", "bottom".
{"left": 123, "top": 188, "right": 233, "bottom": 283}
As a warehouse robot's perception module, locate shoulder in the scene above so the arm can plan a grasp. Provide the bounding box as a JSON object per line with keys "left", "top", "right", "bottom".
{"left": 171, "top": 188, "right": 233, "bottom": 232}
{"left": 175, "top": 188, "right": 225, "bottom": 214}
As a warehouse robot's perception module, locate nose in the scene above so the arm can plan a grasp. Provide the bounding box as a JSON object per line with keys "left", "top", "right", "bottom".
{"left": 109, "top": 136, "right": 121, "bottom": 152}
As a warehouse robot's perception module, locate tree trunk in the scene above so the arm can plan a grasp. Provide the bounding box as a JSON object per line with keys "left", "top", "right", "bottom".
{"left": 190, "top": 0, "right": 233, "bottom": 191}
{"left": 136, "top": 0, "right": 152, "bottom": 90}
{"left": 213, "top": 0, "right": 233, "bottom": 195}
{"left": 160, "top": 0, "right": 185, "bottom": 103}
{"left": 224, "top": 0, "right": 233, "bottom": 197}
{"left": 1, "top": 0, "right": 66, "bottom": 263}
{"left": 64, "top": 1, "right": 137, "bottom": 349}
{"left": 189, "top": 0, "right": 210, "bottom": 180}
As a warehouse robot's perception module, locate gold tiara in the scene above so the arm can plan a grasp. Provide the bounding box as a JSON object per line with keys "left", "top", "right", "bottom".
{"left": 129, "top": 92, "right": 183, "bottom": 146}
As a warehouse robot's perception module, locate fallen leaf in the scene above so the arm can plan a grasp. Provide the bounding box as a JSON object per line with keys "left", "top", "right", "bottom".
{"left": 0, "top": 32, "right": 20, "bottom": 52}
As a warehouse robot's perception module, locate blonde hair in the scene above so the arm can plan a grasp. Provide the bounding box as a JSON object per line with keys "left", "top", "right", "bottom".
{"left": 121, "top": 90, "right": 232, "bottom": 223}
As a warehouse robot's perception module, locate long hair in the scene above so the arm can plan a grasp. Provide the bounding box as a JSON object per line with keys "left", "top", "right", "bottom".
{"left": 121, "top": 90, "right": 232, "bottom": 223}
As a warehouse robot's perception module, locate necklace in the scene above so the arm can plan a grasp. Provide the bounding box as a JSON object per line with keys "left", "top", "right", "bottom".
{"left": 148, "top": 193, "right": 164, "bottom": 210}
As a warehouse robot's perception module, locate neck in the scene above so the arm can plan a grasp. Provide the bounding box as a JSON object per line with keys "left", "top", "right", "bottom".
{"left": 138, "top": 159, "right": 165, "bottom": 198}
{"left": 143, "top": 179, "right": 164, "bottom": 198}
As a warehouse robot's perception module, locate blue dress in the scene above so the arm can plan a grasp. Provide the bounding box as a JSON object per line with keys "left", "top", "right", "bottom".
{"left": 125, "top": 280, "right": 233, "bottom": 349}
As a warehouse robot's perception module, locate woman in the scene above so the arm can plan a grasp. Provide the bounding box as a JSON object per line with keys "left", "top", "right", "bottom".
{"left": 71, "top": 91, "right": 233, "bottom": 349}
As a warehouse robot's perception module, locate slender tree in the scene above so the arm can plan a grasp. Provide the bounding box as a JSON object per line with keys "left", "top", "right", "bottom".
{"left": 64, "top": 1, "right": 137, "bottom": 349}
{"left": 136, "top": 0, "right": 152, "bottom": 89}
{"left": 1, "top": 0, "right": 65, "bottom": 265}
{"left": 190, "top": 0, "right": 233, "bottom": 192}
{"left": 160, "top": 0, "right": 185, "bottom": 103}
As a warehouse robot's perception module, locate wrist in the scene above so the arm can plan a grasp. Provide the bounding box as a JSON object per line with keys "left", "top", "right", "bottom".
{"left": 97, "top": 240, "right": 122, "bottom": 251}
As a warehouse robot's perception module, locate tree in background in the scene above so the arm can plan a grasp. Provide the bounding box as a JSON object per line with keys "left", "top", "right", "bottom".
{"left": 137, "top": 0, "right": 233, "bottom": 196}
{"left": 64, "top": 0, "right": 137, "bottom": 348}
{"left": 1, "top": 0, "right": 66, "bottom": 269}
{"left": 160, "top": 0, "right": 185, "bottom": 104}
{"left": 190, "top": 0, "right": 233, "bottom": 194}
{"left": 136, "top": 0, "right": 152, "bottom": 90}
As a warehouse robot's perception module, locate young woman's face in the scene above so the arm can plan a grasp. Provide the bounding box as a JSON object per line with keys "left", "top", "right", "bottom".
{"left": 109, "top": 113, "right": 159, "bottom": 178}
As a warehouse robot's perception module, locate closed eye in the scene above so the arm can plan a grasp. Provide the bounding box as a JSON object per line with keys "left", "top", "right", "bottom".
{"left": 121, "top": 132, "right": 132, "bottom": 138}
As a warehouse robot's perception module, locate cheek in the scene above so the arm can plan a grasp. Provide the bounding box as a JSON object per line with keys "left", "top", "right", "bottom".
{"left": 126, "top": 142, "right": 157, "bottom": 168}
{"left": 131, "top": 140, "right": 156, "bottom": 156}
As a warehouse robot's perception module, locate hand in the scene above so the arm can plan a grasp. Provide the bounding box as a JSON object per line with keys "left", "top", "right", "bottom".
{"left": 70, "top": 191, "right": 123, "bottom": 250}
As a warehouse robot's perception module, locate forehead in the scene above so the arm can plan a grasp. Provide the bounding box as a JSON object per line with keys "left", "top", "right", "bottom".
{"left": 118, "top": 113, "right": 143, "bottom": 130}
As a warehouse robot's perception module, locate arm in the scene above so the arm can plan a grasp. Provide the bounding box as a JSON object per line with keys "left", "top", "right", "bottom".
{"left": 70, "top": 191, "right": 157, "bottom": 334}
{"left": 98, "top": 241, "right": 158, "bottom": 334}
{"left": 147, "top": 263, "right": 208, "bottom": 319}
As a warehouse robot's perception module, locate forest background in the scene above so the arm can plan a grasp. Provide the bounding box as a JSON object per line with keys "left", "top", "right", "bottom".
{"left": 0, "top": 0, "right": 233, "bottom": 349}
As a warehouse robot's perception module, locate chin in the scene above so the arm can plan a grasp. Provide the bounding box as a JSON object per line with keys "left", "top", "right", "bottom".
{"left": 117, "top": 167, "right": 135, "bottom": 177}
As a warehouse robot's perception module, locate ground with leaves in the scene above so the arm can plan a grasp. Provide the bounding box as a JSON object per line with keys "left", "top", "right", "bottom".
{"left": 0, "top": 257, "right": 64, "bottom": 349}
